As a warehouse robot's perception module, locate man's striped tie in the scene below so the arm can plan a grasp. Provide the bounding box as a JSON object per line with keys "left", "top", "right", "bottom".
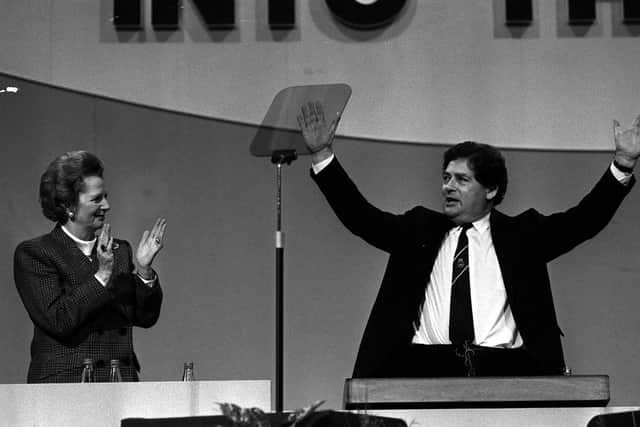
{"left": 449, "top": 223, "right": 475, "bottom": 346}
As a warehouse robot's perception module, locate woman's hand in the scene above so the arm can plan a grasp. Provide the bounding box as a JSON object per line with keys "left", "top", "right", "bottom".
{"left": 96, "top": 223, "right": 114, "bottom": 284}
{"left": 135, "top": 218, "right": 167, "bottom": 278}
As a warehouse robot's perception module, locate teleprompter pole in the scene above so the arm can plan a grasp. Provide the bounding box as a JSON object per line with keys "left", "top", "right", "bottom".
{"left": 271, "top": 149, "right": 297, "bottom": 413}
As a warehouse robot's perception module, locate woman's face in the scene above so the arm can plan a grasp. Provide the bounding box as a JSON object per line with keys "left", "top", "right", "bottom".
{"left": 70, "top": 175, "right": 110, "bottom": 236}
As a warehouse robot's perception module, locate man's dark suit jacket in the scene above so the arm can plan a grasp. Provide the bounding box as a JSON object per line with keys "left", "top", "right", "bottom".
{"left": 14, "top": 225, "right": 163, "bottom": 382}
{"left": 312, "top": 158, "right": 633, "bottom": 378}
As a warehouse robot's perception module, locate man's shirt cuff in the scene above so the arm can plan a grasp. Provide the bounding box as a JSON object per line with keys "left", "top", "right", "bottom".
{"left": 610, "top": 161, "right": 633, "bottom": 185}
{"left": 312, "top": 154, "right": 335, "bottom": 174}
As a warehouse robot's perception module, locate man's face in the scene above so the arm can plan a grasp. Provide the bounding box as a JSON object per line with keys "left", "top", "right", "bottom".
{"left": 441, "top": 158, "right": 496, "bottom": 224}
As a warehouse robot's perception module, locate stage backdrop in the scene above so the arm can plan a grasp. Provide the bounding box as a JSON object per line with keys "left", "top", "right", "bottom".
{"left": 2, "top": 72, "right": 640, "bottom": 411}
{"left": 0, "top": 0, "right": 639, "bottom": 150}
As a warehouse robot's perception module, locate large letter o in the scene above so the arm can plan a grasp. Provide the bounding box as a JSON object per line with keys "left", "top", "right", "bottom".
{"left": 325, "top": 0, "right": 407, "bottom": 30}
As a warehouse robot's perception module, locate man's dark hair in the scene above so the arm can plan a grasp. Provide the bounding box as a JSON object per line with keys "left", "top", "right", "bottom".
{"left": 443, "top": 141, "right": 508, "bottom": 206}
{"left": 39, "top": 151, "right": 104, "bottom": 223}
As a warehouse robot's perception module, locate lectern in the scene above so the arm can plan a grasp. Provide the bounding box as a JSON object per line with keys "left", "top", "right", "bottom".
{"left": 343, "top": 376, "right": 610, "bottom": 409}
{"left": 342, "top": 376, "right": 640, "bottom": 427}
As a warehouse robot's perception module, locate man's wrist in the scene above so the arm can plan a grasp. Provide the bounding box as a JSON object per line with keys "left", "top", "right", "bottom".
{"left": 613, "top": 155, "right": 636, "bottom": 173}
{"left": 311, "top": 146, "right": 334, "bottom": 165}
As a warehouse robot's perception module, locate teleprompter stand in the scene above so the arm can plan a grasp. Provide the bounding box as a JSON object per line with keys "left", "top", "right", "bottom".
{"left": 250, "top": 84, "right": 351, "bottom": 412}
{"left": 272, "top": 148, "right": 295, "bottom": 416}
